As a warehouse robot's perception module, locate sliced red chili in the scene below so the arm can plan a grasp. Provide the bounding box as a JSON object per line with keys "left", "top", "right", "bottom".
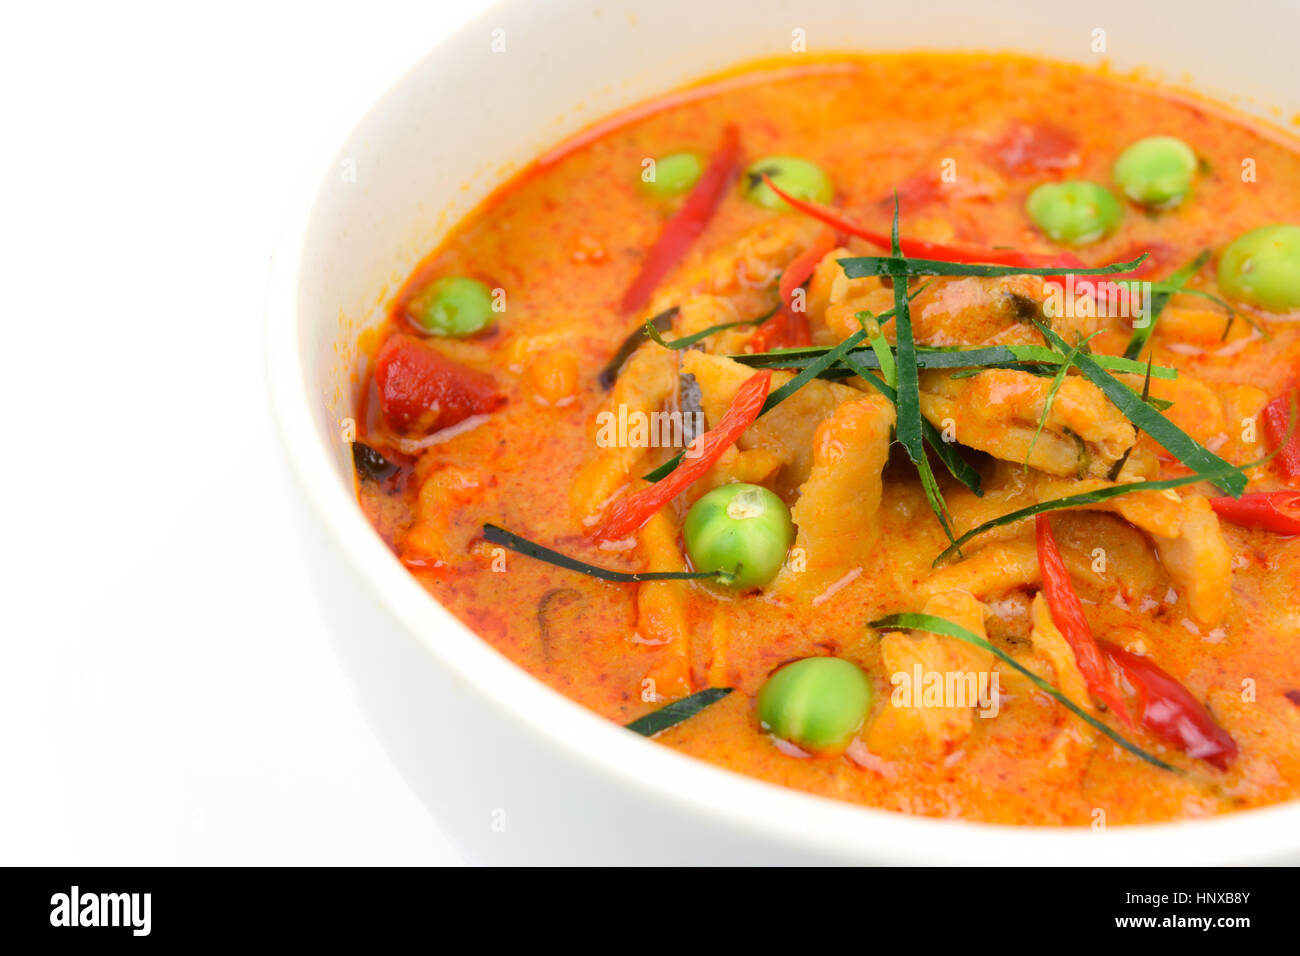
{"left": 747, "top": 228, "right": 836, "bottom": 352}
{"left": 1210, "top": 491, "right": 1300, "bottom": 534}
{"left": 785, "top": 309, "right": 812, "bottom": 348}
{"left": 1036, "top": 515, "right": 1133, "bottom": 727}
{"left": 374, "top": 334, "right": 505, "bottom": 434}
{"left": 745, "top": 309, "right": 791, "bottom": 353}
{"left": 1263, "top": 381, "right": 1300, "bottom": 482}
{"left": 619, "top": 125, "right": 741, "bottom": 314}
{"left": 1099, "top": 641, "right": 1238, "bottom": 770}
{"left": 761, "top": 174, "right": 1076, "bottom": 271}
{"left": 778, "top": 227, "right": 836, "bottom": 311}
{"left": 762, "top": 174, "right": 1169, "bottom": 320}
{"left": 595, "top": 370, "right": 772, "bottom": 541}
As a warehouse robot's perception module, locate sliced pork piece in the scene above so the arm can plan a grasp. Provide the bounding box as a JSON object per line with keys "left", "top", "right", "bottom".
{"left": 867, "top": 591, "right": 996, "bottom": 761}
{"left": 682, "top": 350, "right": 863, "bottom": 493}
{"left": 643, "top": 216, "right": 823, "bottom": 321}
{"left": 569, "top": 345, "right": 678, "bottom": 523}
{"left": 919, "top": 368, "right": 1151, "bottom": 480}
{"left": 1150, "top": 494, "right": 1234, "bottom": 627}
{"left": 777, "top": 395, "right": 895, "bottom": 584}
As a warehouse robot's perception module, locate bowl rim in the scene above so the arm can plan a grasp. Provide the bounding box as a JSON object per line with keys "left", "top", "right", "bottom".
{"left": 264, "top": 6, "right": 1300, "bottom": 865}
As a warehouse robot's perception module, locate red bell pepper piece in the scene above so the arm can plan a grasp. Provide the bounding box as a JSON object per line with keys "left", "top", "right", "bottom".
{"left": 619, "top": 125, "right": 741, "bottom": 314}
{"left": 595, "top": 370, "right": 772, "bottom": 540}
{"left": 1210, "top": 491, "right": 1300, "bottom": 534}
{"left": 1035, "top": 515, "right": 1133, "bottom": 727}
{"left": 761, "top": 174, "right": 1078, "bottom": 272}
{"left": 374, "top": 334, "right": 504, "bottom": 434}
{"left": 1099, "top": 641, "right": 1238, "bottom": 770}
{"left": 1263, "top": 382, "right": 1300, "bottom": 482}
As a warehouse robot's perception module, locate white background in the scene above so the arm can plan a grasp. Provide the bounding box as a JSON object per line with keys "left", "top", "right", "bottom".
{"left": 0, "top": 0, "right": 496, "bottom": 864}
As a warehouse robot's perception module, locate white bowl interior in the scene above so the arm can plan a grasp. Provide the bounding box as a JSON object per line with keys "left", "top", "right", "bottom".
{"left": 270, "top": 0, "right": 1300, "bottom": 863}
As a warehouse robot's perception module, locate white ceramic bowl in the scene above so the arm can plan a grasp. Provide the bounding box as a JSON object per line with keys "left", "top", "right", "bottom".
{"left": 267, "top": 0, "right": 1300, "bottom": 863}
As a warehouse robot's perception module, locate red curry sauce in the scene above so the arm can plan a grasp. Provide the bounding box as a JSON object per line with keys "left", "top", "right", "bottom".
{"left": 354, "top": 54, "right": 1300, "bottom": 825}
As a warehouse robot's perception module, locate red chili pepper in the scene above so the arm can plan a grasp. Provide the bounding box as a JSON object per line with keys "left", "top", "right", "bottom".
{"left": 619, "top": 125, "right": 741, "bottom": 314}
{"left": 745, "top": 309, "right": 790, "bottom": 353}
{"left": 374, "top": 334, "right": 505, "bottom": 434}
{"left": 1210, "top": 491, "right": 1300, "bottom": 534}
{"left": 1263, "top": 382, "right": 1300, "bottom": 482}
{"left": 785, "top": 309, "right": 812, "bottom": 348}
{"left": 760, "top": 174, "right": 1076, "bottom": 271}
{"left": 1035, "top": 515, "right": 1133, "bottom": 727}
{"left": 779, "top": 227, "right": 836, "bottom": 311}
{"left": 595, "top": 370, "right": 772, "bottom": 540}
{"left": 1099, "top": 641, "right": 1238, "bottom": 770}
{"left": 747, "top": 228, "right": 836, "bottom": 352}
{"left": 762, "top": 174, "right": 1167, "bottom": 316}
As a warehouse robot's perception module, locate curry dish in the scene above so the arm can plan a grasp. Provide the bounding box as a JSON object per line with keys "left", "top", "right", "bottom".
{"left": 352, "top": 54, "right": 1300, "bottom": 825}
